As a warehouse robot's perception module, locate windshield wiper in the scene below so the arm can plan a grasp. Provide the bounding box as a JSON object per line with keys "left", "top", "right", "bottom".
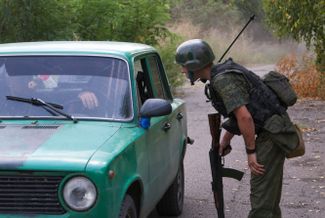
{"left": 6, "top": 96, "right": 77, "bottom": 122}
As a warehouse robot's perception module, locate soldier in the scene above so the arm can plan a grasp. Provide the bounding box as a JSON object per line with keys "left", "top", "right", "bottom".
{"left": 175, "top": 39, "right": 299, "bottom": 218}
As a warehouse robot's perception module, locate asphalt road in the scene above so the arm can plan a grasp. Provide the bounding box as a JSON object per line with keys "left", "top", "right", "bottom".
{"left": 150, "top": 65, "right": 325, "bottom": 218}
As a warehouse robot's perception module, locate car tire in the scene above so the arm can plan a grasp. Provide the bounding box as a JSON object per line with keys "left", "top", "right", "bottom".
{"left": 156, "top": 162, "right": 184, "bottom": 216}
{"left": 119, "top": 194, "right": 137, "bottom": 218}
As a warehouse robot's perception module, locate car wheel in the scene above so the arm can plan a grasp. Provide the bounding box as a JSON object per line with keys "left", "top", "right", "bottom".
{"left": 119, "top": 194, "right": 137, "bottom": 218}
{"left": 156, "top": 162, "right": 184, "bottom": 216}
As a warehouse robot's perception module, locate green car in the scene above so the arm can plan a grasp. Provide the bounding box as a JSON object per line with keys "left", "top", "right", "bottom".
{"left": 0, "top": 41, "right": 188, "bottom": 218}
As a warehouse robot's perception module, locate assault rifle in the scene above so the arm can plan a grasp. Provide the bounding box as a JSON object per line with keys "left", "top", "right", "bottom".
{"left": 208, "top": 113, "right": 244, "bottom": 218}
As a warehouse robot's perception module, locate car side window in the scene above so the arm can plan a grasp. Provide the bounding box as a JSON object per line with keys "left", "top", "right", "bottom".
{"left": 147, "top": 56, "right": 166, "bottom": 99}
{"left": 134, "top": 59, "right": 153, "bottom": 106}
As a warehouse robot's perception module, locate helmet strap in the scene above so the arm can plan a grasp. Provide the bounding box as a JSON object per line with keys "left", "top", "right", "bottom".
{"left": 187, "top": 71, "right": 195, "bottom": 85}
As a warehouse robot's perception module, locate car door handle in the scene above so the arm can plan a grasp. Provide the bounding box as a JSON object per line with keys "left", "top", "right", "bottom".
{"left": 176, "top": 112, "right": 183, "bottom": 120}
{"left": 163, "top": 122, "right": 171, "bottom": 131}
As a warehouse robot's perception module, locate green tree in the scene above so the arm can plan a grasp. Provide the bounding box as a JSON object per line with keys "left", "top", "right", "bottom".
{"left": 0, "top": 0, "right": 171, "bottom": 45}
{"left": 0, "top": 0, "right": 75, "bottom": 42}
{"left": 263, "top": 0, "right": 324, "bottom": 69}
{"left": 75, "top": 0, "right": 171, "bottom": 45}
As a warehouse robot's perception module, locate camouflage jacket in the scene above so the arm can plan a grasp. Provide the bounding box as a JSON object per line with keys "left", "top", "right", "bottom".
{"left": 209, "top": 58, "right": 286, "bottom": 134}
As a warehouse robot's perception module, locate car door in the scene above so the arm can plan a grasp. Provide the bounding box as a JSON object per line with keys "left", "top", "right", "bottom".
{"left": 134, "top": 56, "right": 174, "bottom": 208}
{"left": 146, "top": 55, "right": 185, "bottom": 173}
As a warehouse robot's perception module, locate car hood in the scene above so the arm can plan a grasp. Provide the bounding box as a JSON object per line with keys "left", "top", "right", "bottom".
{"left": 0, "top": 122, "right": 120, "bottom": 171}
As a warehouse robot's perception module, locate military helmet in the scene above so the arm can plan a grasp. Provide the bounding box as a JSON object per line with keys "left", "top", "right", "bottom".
{"left": 175, "top": 39, "right": 215, "bottom": 71}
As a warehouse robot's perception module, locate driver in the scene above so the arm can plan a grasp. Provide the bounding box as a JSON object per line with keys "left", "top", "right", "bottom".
{"left": 28, "top": 75, "right": 99, "bottom": 110}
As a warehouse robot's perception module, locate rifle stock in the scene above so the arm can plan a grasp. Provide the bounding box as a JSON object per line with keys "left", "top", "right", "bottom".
{"left": 208, "top": 113, "right": 244, "bottom": 218}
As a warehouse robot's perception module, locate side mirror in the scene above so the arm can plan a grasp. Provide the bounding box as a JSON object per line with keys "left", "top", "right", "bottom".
{"left": 139, "top": 98, "right": 172, "bottom": 129}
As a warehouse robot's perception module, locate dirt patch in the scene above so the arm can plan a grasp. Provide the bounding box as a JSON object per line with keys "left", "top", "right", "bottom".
{"left": 282, "top": 99, "right": 325, "bottom": 218}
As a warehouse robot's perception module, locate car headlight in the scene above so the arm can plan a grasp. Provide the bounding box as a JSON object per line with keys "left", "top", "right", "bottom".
{"left": 63, "top": 176, "right": 97, "bottom": 211}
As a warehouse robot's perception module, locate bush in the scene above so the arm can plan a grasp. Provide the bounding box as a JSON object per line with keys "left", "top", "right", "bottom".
{"left": 157, "top": 34, "right": 185, "bottom": 91}
{"left": 276, "top": 53, "right": 323, "bottom": 99}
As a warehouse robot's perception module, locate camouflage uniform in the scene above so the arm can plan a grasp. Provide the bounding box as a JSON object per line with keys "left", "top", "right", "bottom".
{"left": 211, "top": 72, "right": 296, "bottom": 218}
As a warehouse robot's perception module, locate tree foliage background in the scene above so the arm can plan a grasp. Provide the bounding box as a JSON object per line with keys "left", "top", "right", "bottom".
{"left": 75, "top": 0, "right": 170, "bottom": 45}
{"left": 0, "top": 0, "right": 170, "bottom": 45}
{"left": 263, "top": 0, "right": 324, "bottom": 70}
{"left": 0, "top": 0, "right": 75, "bottom": 42}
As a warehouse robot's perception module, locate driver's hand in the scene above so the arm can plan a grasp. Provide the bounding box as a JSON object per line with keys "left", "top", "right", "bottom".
{"left": 78, "top": 91, "right": 98, "bottom": 109}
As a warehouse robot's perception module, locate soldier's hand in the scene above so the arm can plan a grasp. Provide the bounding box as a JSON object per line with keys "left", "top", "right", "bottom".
{"left": 247, "top": 153, "right": 265, "bottom": 175}
{"left": 219, "top": 131, "right": 234, "bottom": 156}
{"left": 78, "top": 91, "right": 99, "bottom": 109}
{"left": 219, "top": 143, "right": 232, "bottom": 156}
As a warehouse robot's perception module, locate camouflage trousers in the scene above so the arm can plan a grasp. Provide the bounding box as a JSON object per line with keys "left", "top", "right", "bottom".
{"left": 248, "top": 131, "right": 285, "bottom": 218}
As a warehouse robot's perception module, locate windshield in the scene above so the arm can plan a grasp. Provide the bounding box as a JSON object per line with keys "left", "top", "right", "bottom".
{"left": 0, "top": 56, "right": 132, "bottom": 120}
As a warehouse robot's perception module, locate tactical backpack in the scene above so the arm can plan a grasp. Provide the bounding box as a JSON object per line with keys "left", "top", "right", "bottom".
{"left": 262, "top": 71, "right": 297, "bottom": 107}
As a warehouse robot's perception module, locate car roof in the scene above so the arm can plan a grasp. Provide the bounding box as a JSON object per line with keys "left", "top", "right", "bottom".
{"left": 0, "top": 41, "right": 156, "bottom": 58}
